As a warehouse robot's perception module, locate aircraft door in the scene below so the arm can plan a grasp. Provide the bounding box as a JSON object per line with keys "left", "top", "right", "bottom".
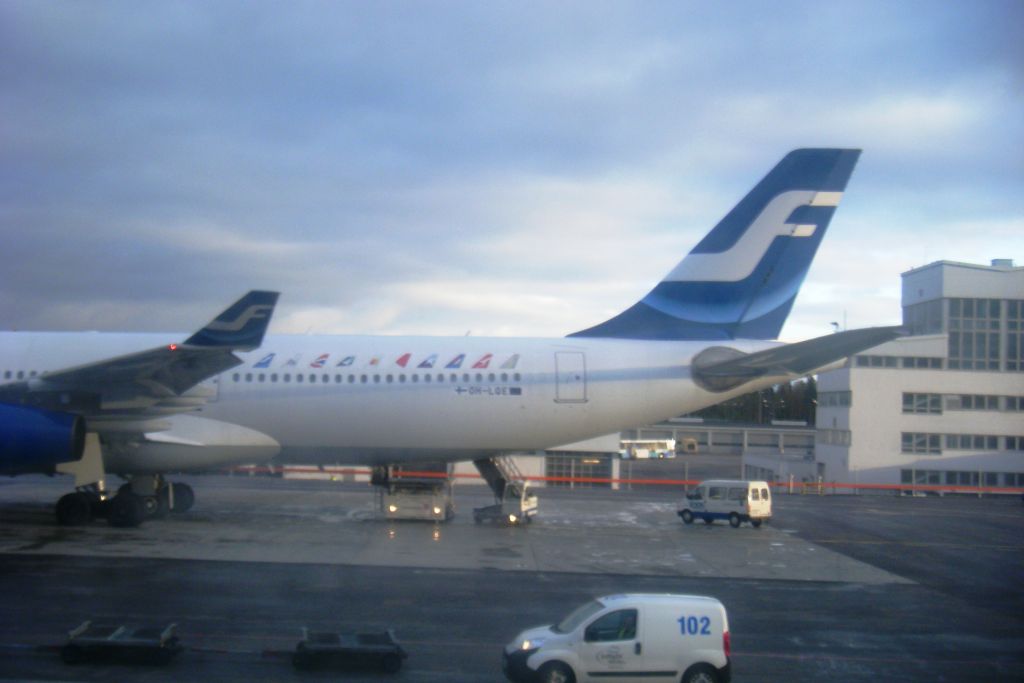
{"left": 555, "top": 351, "right": 587, "bottom": 404}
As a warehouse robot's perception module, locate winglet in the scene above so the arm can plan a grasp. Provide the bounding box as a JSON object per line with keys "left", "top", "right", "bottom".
{"left": 184, "top": 291, "right": 279, "bottom": 350}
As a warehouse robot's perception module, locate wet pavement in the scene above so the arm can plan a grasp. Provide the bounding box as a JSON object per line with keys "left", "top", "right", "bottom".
{"left": 0, "top": 475, "right": 1021, "bottom": 681}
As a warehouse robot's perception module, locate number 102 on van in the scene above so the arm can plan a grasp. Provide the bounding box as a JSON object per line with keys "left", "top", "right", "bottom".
{"left": 678, "top": 615, "right": 712, "bottom": 636}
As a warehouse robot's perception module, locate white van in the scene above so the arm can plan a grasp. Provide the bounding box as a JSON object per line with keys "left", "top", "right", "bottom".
{"left": 503, "top": 594, "right": 731, "bottom": 683}
{"left": 677, "top": 480, "right": 771, "bottom": 528}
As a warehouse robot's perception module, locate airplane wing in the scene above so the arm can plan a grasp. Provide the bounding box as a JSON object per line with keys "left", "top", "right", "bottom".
{"left": 693, "top": 326, "right": 905, "bottom": 391}
{"left": 0, "top": 291, "right": 279, "bottom": 422}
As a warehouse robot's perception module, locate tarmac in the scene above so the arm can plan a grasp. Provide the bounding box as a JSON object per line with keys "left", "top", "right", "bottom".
{"left": 1, "top": 469, "right": 1022, "bottom": 682}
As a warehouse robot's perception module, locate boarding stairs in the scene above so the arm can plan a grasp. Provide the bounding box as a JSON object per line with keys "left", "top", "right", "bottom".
{"left": 473, "top": 457, "right": 527, "bottom": 503}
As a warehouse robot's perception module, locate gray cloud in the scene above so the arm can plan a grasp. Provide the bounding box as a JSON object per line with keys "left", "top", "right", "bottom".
{"left": 1, "top": 1, "right": 1021, "bottom": 339}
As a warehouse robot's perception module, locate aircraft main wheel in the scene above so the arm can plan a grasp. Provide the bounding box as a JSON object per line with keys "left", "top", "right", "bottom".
{"left": 142, "top": 495, "right": 160, "bottom": 516}
{"left": 108, "top": 491, "right": 145, "bottom": 527}
{"left": 56, "top": 492, "right": 93, "bottom": 526}
{"left": 171, "top": 483, "right": 195, "bottom": 513}
{"left": 153, "top": 487, "right": 171, "bottom": 518}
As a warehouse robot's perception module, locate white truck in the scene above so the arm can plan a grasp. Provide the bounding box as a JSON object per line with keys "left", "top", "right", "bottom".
{"left": 474, "top": 482, "right": 538, "bottom": 525}
{"left": 504, "top": 593, "right": 731, "bottom": 683}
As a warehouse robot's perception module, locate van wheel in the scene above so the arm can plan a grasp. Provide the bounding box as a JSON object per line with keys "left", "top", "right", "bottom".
{"left": 681, "top": 663, "right": 719, "bottom": 683}
{"left": 728, "top": 512, "right": 741, "bottom": 528}
{"left": 681, "top": 510, "right": 694, "bottom": 524}
{"left": 538, "top": 661, "right": 575, "bottom": 683}
{"left": 751, "top": 519, "right": 763, "bottom": 528}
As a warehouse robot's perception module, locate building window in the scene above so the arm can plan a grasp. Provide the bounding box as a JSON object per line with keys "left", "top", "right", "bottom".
{"left": 945, "top": 471, "right": 980, "bottom": 486}
{"left": 856, "top": 355, "right": 898, "bottom": 368}
{"left": 817, "top": 429, "right": 851, "bottom": 446}
{"left": 1008, "top": 299, "right": 1024, "bottom": 371}
{"left": 902, "top": 393, "right": 941, "bottom": 414}
{"left": 948, "top": 297, "right": 1001, "bottom": 370}
{"left": 968, "top": 394, "right": 998, "bottom": 410}
{"left": 901, "top": 432, "right": 941, "bottom": 454}
{"left": 901, "top": 469, "right": 941, "bottom": 485}
{"left": 901, "top": 356, "right": 943, "bottom": 369}
{"left": 819, "top": 391, "right": 852, "bottom": 408}
{"left": 944, "top": 434, "right": 998, "bottom": 450}
{"left": 544, "top": 453, "right": 612, "bottom": 489}
{"left": 903, "top": 299, "right": 943, "bottom": 335}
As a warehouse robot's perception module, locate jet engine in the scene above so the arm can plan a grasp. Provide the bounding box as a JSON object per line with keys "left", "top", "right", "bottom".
{"left": 0, "top": 403, "right": 86, "bottom": 475}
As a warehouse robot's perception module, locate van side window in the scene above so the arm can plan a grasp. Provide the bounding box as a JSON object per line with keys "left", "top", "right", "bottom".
{"left": 584, "top": 609, "right": 638, "bottom": 642}
{"left": 728, "top": 488, "right": 746, "bottom": 501}
{"left": 708, "top": 487, "right": 725, "bottom": 501}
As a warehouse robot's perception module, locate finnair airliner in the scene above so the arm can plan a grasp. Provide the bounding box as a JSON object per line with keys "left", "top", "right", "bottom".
{"left": 0, "top": 149, "right": 900, "bottom": 526}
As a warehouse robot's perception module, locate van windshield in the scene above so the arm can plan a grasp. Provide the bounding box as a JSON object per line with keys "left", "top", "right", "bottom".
{"left": 553, "top": 600, "right": 605, "bottom": 634}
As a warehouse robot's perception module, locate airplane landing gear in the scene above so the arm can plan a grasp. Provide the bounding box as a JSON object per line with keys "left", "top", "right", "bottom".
{"left": 56, "top": 491, "right": 94, "bottom": 526}
{"left": 53, "top": 477, "right": 196, "bottom": 528}
{"left": 107, "top": 489, "right": 146, "bottom": 528}
{"left": 52, "top": 432, "right": 196, "bottom": 528}
{"left": 170, "top": 482, "right": 195, "bottom": 513}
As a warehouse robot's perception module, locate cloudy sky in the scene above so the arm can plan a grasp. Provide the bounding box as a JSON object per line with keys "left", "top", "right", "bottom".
{"left": 2, "top": 1, "right": 1021, "bottom": 342}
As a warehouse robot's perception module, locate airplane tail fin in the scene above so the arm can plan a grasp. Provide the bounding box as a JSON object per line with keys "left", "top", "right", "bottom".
{"left": 570, "top": 148, "right": 861, "bottom": 341}
{"left": 184, "top": 290, "right": 279, "bottom": 351}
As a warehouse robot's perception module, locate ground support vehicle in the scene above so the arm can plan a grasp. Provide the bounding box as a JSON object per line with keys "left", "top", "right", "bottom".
{"left": 60, "top": 621, "right": 182, "bottom": 665}
{"left": 376, "top": 463, "right": 455, "bottom": 521}
{"left": 504, "top": 593, "right": 731, "bottom": 683}
{"left": 291, "top": 627, "right": 407, "bottom": 673}
{"left": 474, "top": 482, "right": 538, "bottom": 525}
{"left": 678, "top": 479, "right": 771, "bottom": 528}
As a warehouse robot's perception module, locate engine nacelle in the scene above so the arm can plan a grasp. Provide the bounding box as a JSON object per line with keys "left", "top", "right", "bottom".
{"left": 0, "top": 403, "right": 86, "bottom": 475}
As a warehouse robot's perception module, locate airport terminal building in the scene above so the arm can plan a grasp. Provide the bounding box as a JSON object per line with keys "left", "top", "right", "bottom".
{"left": 814, "top": 259, "right": 1024, "bottom": 490}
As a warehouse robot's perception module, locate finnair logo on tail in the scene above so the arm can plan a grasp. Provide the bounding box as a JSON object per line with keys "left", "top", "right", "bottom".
{"left": 206, "top": 305, "right": 274, "bottom": 332}
{"left": 666, "top": 190, "right": 843, "bottom": 283}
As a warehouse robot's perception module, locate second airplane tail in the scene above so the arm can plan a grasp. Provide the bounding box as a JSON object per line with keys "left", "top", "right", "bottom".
{"left": 570, "top": 148, "right": 861, "bottom": 341}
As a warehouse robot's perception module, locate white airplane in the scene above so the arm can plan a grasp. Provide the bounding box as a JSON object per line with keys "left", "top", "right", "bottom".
{"left": 0, "top": 148, "right": 900, "bottom": 526}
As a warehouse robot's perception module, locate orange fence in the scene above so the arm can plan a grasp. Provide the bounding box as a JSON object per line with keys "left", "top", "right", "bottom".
{"left": 226, "top": 465, "right": 1024, "bottom": 496}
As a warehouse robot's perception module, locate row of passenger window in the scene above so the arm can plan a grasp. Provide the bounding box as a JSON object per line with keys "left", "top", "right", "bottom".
{"left": 231, "top": 371, "right": 523, "bottom": 385}
{"left": 2, "top": 369, "right": 39, "bottom": 381}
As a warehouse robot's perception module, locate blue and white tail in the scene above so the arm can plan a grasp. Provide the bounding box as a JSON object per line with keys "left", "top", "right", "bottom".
{"left": 570, "top": 148, "right": 861, "bottom": 341}
{"left": 185, "top": 290, "right": 279, "bottom": 350}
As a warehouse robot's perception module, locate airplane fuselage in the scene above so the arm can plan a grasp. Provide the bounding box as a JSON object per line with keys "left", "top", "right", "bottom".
{"left": 1, "top": 332, "right": 775, "bottom": 467}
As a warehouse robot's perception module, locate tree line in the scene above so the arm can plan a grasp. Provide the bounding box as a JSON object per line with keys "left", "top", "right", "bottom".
{"left": 688, "top": 377, "right": 818, "bottom": 424}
